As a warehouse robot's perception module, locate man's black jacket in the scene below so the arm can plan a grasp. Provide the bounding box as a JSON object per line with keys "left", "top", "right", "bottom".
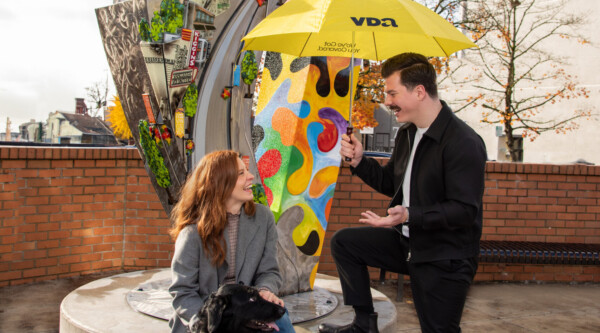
{"left": 352, "top": 101, "right": 487, "bottom": 263}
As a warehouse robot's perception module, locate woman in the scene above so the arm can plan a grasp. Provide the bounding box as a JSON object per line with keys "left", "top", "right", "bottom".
{"left": 168, "top": 150, "right": 294, "bottom": 332}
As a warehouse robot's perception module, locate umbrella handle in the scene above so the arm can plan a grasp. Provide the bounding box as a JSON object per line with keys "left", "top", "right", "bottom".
{"left": 345, "top": 126, "right": 353, "bottom": 162}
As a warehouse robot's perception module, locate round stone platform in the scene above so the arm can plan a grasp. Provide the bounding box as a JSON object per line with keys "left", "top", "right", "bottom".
{"left": 60, "top": 268, "right": 396, "bottom": 332}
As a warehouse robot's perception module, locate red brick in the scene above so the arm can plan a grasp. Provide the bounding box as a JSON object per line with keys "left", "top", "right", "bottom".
{"left": 36, "top": 257, "right": 58, "bottom": 267}
{"left": 547, "top": 190, "right": 567, "bottom": 197}
{"left": 72, "top": 195, "right": 94, "bottom": 203}
{"left": 52, "top": 214, "right": 74, "bottom": 223}
{"left": 63, "top": 186, "right": 84, "bottom": 195}
{"left": 37, "top": 187, "right": 62, "bottom": 196}
{"left": 47, "top": 247, "right": 70, "bottom": 257}
{"left": 36, "top": 206, "right": 59, "bottom": 215}
{"left": 37, "top": 222, "right": 59, "bottom": 232}
{"left": 0, "top": 192, "right": 15, "bottom": 201}
{"left": 63, "top": 169, "right": 84, "bottom": 177}
{"left": 516, "top": 181, "right": 538, "bottom": 189}
{"left": 94, "top": 177, "right": 116, "bottom": 185}
{"left": 83, "top": 220, "right": 103, "bottom": 228}
{"left": 61, "top": 204, "right": 83, "bottom": 212}
{"left": 84, "top": 168, "right": 106, "bottom": 177}
{"left": 72, "top": 212, "right": 94, "bottom": 221}
{"left": 15, "top": 169, "right": 38, "bottom": 178}
{"left": 71, "top": 246, "right": 93, "bottom": 254}
{"left": 48, "top": 230, "right": 70, "bottom": 239}
{"left": 96, "top": 160, "right": 116, "bottom": 167}
{"left": 107, "top": 168, "right": 126, "bottom": 176}
{"left": 50, "top": 178, "right": 73, "bottom": 186}
{"left": 71, "top": 229, "right": 94, "bottom": 237}
{"left": 0, "top": 271, "right": 22, "bottom": 281}
{"left": 11, "top": 260, "right": 35, "bottom": 270}
{"left": 80, "top": 253, "right": 102, "bottom": 262}
{"left": 49, "top": 196, "right": 72, "bottom": 205}
{"left": 81, "top": 236, "right": 103, "bottom": 245}
{"left": 60, "top": 238, "right": 82, "bottom": 247}
{"left": 37, "top": 240, "right": 59, "bottom": 249}
{"left": 51, "top": 160, "right": 74, "bottom": 168}
{"left": 93, "top": 244, "right": 113, "bottom": 252}
{"left": 84, "top": 186, "right": 106, "bottom": 194}
{"left": 2, "top": 160, "right": 26, "bottom": 168}
{"left": 74, "top": 160, "right": 95, "bottom": 168}
{"left": 23, "top": 267, "right": 46, "bottom": 278}
{"left": 557, "top": 182, "right": 577, "bottom": 190}
{"left": 506, "top": 204, "right": 527, "bottom": 212}
{"left": 38, "top": 169, "right": 61, "bottom": 178}
{"left": 83, "top": 203, "right": 104, "bottom": 211}
{"left": 26, "top": 178, "right": 51, "bottom": 187}
{"left": 24, "top": 232, "right": 47, "bottom": 241}
{"left": 70, "top": 262, "right": 92, "bottom": 272}
{"left": 93, "top": 228, "right": 114, "bottom": 236}
{"left": 25, "top": 196, "right": 50, "bottom": 206}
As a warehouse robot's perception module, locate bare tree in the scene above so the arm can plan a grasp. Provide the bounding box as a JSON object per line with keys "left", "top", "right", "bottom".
{"left": 459, "top": 0, "right": 593, "bottom": 161}
{"left": 85, "top": 76, "right": 110, "bottom": 119}
{"left": 416, "top": 1, "right": 485, "bottom": 113}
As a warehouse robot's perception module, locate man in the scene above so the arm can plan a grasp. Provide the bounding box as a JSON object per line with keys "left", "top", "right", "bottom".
{"left": 318, "top": 53, "right": 487, "bottom": 333}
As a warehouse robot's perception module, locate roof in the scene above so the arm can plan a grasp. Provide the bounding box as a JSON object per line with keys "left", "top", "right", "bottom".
{"left": 59, "top": 112, "right": 114, "bottom": 136}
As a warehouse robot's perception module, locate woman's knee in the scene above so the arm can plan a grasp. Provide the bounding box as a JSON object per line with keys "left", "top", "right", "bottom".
{"left": 275, "top": 309, "right": 296, "bottom": 333}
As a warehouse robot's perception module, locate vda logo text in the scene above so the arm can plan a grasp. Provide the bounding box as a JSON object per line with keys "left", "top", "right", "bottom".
{"left": 351, "top": 17, "right": 398, "bottom": 27}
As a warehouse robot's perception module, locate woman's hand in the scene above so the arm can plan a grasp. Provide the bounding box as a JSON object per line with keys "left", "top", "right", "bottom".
{"left": 259, "top": 289, "right": 285, "bottom": 307}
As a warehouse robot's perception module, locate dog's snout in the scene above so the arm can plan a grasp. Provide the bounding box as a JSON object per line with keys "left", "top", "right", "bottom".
{"left": 277, "top": 305, "right": 286, "bottom": 317}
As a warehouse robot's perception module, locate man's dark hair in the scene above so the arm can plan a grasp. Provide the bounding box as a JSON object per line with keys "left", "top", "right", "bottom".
{"left": 381, "top": 53, "right": 438, "bottom": 98}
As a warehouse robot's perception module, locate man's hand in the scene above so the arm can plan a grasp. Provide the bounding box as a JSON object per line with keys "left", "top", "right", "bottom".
{"left": 340, "top": 133, "right": 363, "bottom": 167}
{"left": 387, "top": 205, "right": 409, "bottom": 223}
{"left": 359, "top": 205, "right": 408, "bottom": 227}
{"left": 259, "top": 289, "right": 284, "bottom": 307}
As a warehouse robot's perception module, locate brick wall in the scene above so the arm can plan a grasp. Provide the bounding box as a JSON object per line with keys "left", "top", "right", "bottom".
{"left": 0, "top": 146, "right": 171, "bottom": 286}
{"left": 318, "top": 159, "right": 600, "bottom": 283}
{"left": 1, "top": 148, "right": 599, "bottom": 286}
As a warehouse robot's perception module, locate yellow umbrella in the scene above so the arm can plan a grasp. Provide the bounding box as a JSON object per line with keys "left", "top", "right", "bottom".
{"left": 242, "top": 0, "right": 476, "bottom": 157}
{"left": 241, "top": 0, "right": 476, "bottom": 60}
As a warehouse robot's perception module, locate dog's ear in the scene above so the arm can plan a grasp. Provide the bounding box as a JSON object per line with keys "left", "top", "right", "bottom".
{"left": 205, "top": 294, "right": 228, "bottom": 333}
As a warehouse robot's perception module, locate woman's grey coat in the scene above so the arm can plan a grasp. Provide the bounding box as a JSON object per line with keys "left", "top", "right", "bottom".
{"left": 168, "top": 204, "right": 281, "bottom": 333}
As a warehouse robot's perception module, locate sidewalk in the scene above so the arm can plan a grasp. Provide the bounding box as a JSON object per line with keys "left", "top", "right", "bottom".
{"left": 1, "top": 271, "right": 599, "bottom": 332}
{"left": 378, "top": 281, "right": 600, "bottom": 332}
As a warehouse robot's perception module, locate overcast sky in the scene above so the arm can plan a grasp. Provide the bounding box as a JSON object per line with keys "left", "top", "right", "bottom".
{"left": 0, "top": 0, "right": 115, "bottom": 132}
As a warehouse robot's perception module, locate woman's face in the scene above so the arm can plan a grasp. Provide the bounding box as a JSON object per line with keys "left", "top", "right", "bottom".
{"left": 227, "top": 158, "right": 255, "bottom": 208}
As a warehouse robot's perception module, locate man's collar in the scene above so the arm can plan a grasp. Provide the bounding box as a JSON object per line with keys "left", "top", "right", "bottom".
{"left": 422, "top": 100, "right": 452, "bottom": 143}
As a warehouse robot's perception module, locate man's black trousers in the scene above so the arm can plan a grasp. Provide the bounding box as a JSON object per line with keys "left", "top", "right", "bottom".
{"left": 330, "top": 226, "right": 478, "bottom": 333}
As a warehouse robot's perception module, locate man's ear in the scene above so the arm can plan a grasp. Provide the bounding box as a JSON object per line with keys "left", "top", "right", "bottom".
{"left": 415, "top": 85, "right": 427, "bottom": 100}
{"left": 206, "top": 294, "right": 228, "bottom": 333}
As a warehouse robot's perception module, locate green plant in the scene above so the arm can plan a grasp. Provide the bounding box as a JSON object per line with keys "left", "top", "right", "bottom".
{"left": 241, "top": 51, "right": 258, "bottom": 85}
{"left": 183, "top": 83, "right": 198, "bottom": 117}
{"left": 150, "top": 12, "right": 165, "bottom": 42}
{"left": 160, "top": 0, "right": 185, "bottom": 34}
{"left": 139, "top": 120, "right": 171, "bottom": 188}
{"left": 139, "top": 18, "right": 151, "bottom": 42}
{"left": 252, "top": 184, "right": 268, "bottom": 206}
{"left": 140, "top": 0, "right": 185, "bottom": 42}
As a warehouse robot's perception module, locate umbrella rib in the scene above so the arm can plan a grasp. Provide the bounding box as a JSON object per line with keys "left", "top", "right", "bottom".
{"left": 299, "top": 33, "right": 312, "bottom": 58}
{"left": 372, "top": 32, "right": 378, "bottom": 61}
{"left": 432, "top": 37, "right": 449, "bottom": 57}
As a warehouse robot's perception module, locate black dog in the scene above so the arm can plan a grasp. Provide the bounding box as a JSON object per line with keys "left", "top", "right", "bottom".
{"left": 190, "top": 284, "right": 286, "bottom": 333}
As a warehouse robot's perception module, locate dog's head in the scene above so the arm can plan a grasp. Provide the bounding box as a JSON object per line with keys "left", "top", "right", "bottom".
{"left": 193, "top": 284, "right": 286, "bottom": 333}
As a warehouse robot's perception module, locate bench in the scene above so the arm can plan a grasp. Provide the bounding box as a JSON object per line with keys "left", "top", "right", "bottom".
{"left": 379, "top": 240, "right": 600, "bottom": 302}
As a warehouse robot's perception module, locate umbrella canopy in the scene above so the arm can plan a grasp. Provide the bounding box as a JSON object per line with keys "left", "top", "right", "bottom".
{"left": 241, "top": 0, "right": 476, "bottom": 60}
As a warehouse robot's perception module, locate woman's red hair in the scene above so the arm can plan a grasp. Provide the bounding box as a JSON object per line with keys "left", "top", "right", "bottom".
{"left": 169, "top": 150, "right": 255, "bottom": 265}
